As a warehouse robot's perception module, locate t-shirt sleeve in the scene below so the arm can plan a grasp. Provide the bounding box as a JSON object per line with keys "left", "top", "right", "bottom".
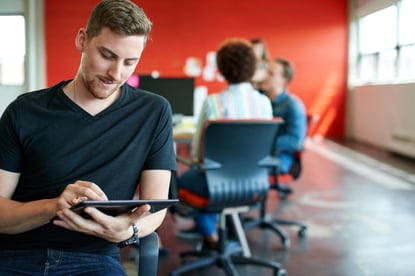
{"left": 142, "top": 100, "right": 177, "bottom": 171}
{"left": 0, "top": 102, "right": 22, "bottom": 172}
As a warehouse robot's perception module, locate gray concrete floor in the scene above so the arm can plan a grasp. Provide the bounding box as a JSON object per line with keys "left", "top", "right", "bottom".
{"left": 123, "top": 138, "right": 415, "bottom": 275}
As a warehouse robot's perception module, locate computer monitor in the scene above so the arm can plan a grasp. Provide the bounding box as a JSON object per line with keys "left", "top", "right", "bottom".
{"left": 137, "top": 75, "right": 195, "bottom": 116}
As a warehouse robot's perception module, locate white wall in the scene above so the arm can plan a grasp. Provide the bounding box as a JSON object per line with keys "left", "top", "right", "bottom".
{"left": 347, "top": 0, "right": 415, "bottom": 159}
{"left": 348, "top": 83, "right": 415, "bottom": 158}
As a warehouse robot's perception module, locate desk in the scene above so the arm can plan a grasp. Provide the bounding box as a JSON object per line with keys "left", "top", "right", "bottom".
{"left": 173, "top": 127, "right": 194, "bottom": 174}
{"left": 173, "top": 123, "right": 195, "bottom": 163}
{"left": 173, "top": 132, "right": 194, "bottom": 143}
{"left": 173, "top": 117, "right": 196, "bottom": 143}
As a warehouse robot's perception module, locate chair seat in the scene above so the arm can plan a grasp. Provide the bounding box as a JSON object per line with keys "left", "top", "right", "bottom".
{"left": 269, "top": 174, "right": 294, "bottom": 185}
{"left": 178, "top": 188, "right": 209, "bottom": 208}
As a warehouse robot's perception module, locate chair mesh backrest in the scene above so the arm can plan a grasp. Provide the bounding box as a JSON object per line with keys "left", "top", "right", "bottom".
{"left": 201, "top": 120, "right": 281, "bottom": 212}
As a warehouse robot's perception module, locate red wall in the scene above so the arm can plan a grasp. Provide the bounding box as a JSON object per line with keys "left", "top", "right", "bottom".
{"left": 44, "top": 0, "right": 348, "bottom": 138}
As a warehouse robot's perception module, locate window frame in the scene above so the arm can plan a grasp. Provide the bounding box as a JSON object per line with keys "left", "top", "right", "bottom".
{"left": 354, "top": 0, "right": 415, "bottom": 85}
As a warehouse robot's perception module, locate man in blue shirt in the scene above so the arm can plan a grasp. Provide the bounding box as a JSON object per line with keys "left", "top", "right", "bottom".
{"left": 261, "top": 58, "right": 307, "bottom": 176}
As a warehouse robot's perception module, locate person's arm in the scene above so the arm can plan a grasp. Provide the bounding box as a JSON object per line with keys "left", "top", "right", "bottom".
{"left": 275, "top": 99, "right": 306, "bottom": 152}
{"left": 0, "top": 168, "right": 108, "bottom": 234}
{"left": 0, "top": 169, "right": 54, "bottom": 234}
{"left": 0, "top": 102, "right": 64, "bottom": 234}
{"left": 133, "top": 169, "right": 171, "bottom": 237}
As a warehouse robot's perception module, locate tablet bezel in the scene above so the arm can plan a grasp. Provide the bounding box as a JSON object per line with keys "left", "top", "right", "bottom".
{"left": 70, "top": 199, "right": 179, "bottom": 217}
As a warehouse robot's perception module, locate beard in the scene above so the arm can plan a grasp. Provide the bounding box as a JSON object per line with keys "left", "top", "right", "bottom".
{"left": 85, "top": 77, "right": 122, "bottom": 100}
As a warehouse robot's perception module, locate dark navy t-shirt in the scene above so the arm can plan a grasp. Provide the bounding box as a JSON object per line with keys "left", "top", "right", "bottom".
{"left": 0, "top": 80, "right": 177, "bottom": 255}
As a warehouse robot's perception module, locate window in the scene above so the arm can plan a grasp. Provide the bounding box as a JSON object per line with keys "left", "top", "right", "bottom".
{"left": 399, "top": 44, "right": 415, "bottom": 79}
{"left": 355, "top": 0, "right": 415, "bottom": 84}
{"left": 358, "top": 6, "right": 397, "bottom": 55}
{"left": 359, "top": 54, "right": 377, "bottom": 81}
{"left": 0, "top": 15, "right": 25, "bottom": 85}
{"left": 399, "top": 0, "right": 415, "bottom": 45}
{"left": 378, "top": 49, "right": 397, "bottom": 80}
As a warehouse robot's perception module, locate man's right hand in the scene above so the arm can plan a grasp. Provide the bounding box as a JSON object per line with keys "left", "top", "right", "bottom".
{"left": 55, "top": 180, "right": 108, "bottom": 212}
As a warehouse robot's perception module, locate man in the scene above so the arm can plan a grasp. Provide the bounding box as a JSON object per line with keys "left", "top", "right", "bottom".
{"left": 0, "top": 0, "right": 176, "bottom": 275}
{"left": 261, "top": 58, "right": 306, "bottom": 177}
{"left": 177, "top": 38, "right": 273, "bottom": 249}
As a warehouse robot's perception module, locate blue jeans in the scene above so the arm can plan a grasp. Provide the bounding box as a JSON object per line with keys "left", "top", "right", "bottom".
{"left": 277, "top": 152, "right": 294, "bottom": 174}
{"left": 0, "top": 249, "right": 126, "bottom": 276}
{"left": 177, "top": 169, "right": 218, "bottom": 237}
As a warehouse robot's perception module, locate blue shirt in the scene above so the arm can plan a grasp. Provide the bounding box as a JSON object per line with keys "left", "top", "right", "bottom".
{"left": 271, "top": 91, "right": 306, "bottom": 173}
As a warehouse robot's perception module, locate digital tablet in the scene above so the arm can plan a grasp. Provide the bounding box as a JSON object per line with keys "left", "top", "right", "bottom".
{"left": 70, "top": 199, "right": 179, "bottom": 218}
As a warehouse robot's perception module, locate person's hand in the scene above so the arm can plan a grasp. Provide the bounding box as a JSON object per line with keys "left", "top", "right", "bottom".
{"left": 53, "top": 202, "right": 151, "bottom": 243}
{"left": 55, "top": 180, "right": 108, "bottom": 211}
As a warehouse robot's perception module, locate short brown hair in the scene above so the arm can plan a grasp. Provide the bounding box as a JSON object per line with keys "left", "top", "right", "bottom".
{"left": 275, "top": 58, "right": 294, "bottom": 83}
{"left": 216, "top": 38, "right": 256, "bottom": 84}
{"left": 250, "top": 38, "right": 269, "bottom": 61}
{"left": 86, "top": 0, "right": 152, "bottom": 40}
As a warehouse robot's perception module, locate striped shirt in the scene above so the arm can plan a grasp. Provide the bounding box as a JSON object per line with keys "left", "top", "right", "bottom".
{"left": 191, "top": 82, "right": 273, "bottom": 160}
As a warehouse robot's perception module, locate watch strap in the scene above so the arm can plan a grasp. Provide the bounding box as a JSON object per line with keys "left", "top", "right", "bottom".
{"left": 116, "top": 223, "right": 139, "bottom": 248}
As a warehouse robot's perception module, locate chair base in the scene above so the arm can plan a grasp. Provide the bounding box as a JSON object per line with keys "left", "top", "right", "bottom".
{"left": 169, "top": 241, "right": 286, "bottom": 276}
{"left": 244, "top": 214, "right": 307, "bottom": 249}
{"left": 273, "top": 183, "right": 293, "bottom": 200}
{"left": 170, "top": 207, "right": 287, "bottom": 276}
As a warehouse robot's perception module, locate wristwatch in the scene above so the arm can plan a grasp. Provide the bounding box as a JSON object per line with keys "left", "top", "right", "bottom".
{"left": 116, "top": 224, "right": 139, "bottom": 248}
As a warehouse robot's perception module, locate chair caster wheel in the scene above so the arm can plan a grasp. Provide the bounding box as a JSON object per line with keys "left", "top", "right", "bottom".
{"left": 277, "top": 268, "right": 287, "bottom": 276}
{"left": 278, "top": 192, "right": 288, "bottom": 200}
{"left": 282, "top": 239, "right": 290, "bottom": 249}
{"left": 298, "top": 228, "right": 307, "bottom": 238}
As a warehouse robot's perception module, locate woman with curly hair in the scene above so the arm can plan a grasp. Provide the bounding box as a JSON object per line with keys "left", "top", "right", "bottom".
{"left": 176, "top": 38, "right": 273, "bottom": 249}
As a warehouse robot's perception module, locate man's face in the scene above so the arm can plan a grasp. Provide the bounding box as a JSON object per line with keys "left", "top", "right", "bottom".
{"left": 79, "top": 27, "right": 146, "bottom": 99}
{"left": 261, "top": 61, "right": 287, "bottom": 97}
{"left": 252, "top": 43, "right": 265, "bottom": 61}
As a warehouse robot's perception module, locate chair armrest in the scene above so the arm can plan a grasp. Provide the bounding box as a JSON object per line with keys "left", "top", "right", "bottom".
{"left": 137, "top": 231, "right": 159, "bottom": 276}
{"left": 201, "top": 158, "right": 222, "bottom": 170}
{"left": 176, "top": 155, "right": 196, "bottom": 167}
{"left": 176, "top": 155, "right": 222, "bottom": 171}
{"left": 258, "top": 155, "right": 279, "bottom": 168}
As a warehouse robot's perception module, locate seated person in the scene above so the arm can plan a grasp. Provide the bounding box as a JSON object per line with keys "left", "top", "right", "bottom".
{"left": 261, "top": 58, "right": 307, "bottom": 175}
{"left": 250, "top": 38, "right": 270, "bottom": 93}
{"left": 176, "top": 38, "right": 273, "bottom": 249}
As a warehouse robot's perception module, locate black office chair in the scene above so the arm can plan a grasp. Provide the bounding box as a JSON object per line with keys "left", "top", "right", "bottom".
{"left": 243, "top": 114, "right": 319, "bottom": 248}
{"left": 170, "top": 119, "right": 286, "bottom": 276}
{"left": 243, "top": 152, "right": 307, "bottom": 248}
{"left": 133, "top": 231, "right": 159, "bottom": 276}
{"left": 272, "top": 113, "right": 320, "bottom": 199}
